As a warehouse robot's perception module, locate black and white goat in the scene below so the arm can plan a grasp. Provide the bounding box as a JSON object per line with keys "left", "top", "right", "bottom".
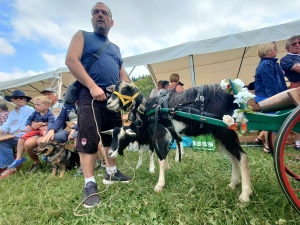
{"left": 105, "top": 81, "right": 253, "bottom": 202}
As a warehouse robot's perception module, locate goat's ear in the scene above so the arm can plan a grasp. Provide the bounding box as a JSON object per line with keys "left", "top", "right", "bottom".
{"left": 101, "top": 129, "right": 113, "bottom": 135}
{"left": 125, "top": 129, "right": 136, "bottom": 137}
{"left": 106, "top": 85, "right": 115, "bottom": 93}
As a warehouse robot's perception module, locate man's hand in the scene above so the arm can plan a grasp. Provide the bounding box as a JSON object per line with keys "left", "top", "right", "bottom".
{"left": 40, "top": 130, "right": 55, "bottom": 143}
{"left": 90, "top": 84, "right": 107, "bottom": 101}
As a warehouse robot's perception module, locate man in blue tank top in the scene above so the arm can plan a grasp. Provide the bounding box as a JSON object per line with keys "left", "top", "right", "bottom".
{"left": 65, "top": 2, "right": 131, "bottom": 208}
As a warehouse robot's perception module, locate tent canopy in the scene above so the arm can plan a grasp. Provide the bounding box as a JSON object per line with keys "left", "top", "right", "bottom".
{"left": 123, "top": 19, "right": 300, "bottom": 88}
{"left": 0, "top": 19, "right": 299, "bottom": 106}
{"left": 0, "top": 67, "right": 75, "bottom": 104}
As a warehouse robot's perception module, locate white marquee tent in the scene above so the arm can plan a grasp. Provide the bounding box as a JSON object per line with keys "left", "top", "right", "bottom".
{"left": 0, "top": 19, "right": 299, "bottom": 105}
{"left": 123, "top": 19, "right": 300, "bottom": 88}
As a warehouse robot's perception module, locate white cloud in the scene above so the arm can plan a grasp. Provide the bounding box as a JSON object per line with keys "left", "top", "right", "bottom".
{"left": 0, "top": 69, "right": 43, "bottom": 82}
{"left": 41, "top": 52, "right": 66, "bottom": 68}
{"left": 0, "top": 38, "right": 16, "bottom": 55}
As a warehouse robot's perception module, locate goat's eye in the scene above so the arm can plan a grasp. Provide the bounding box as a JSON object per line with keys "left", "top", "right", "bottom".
{"left": 120, "top": 136, "right": 125, "bottom": 140}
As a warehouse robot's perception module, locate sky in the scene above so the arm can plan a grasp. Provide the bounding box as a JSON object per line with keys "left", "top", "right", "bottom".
{"left": 0, "top": 0, "right": 299, "bottom": 82}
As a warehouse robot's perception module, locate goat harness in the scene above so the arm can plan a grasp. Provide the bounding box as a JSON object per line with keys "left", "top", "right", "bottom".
{"left": 112, "top": 91, "right": 140, "bottom": 111}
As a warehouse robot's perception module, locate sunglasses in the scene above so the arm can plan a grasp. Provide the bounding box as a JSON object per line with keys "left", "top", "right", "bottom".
{"left": 12, "top": 97, "right": 25, "bottom": 100}
{"left": 291, "top": 41, "right": 300, "bottom": 47}
{"left": 92, "top": 9, "right": 111, "bottom": 17}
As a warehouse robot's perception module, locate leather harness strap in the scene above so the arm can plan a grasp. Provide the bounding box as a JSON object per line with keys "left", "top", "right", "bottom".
{"left": 195, "top": 85, "right": 205, "bottom": 128}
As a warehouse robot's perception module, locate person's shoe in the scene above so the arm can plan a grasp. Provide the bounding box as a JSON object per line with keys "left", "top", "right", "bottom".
{"left": 7, "top": 157, "right": 26, "bottom": 169}
{"left": 294, "top": 145, "right": 300, "bottom": 151}
{"left": 103, "top": 169, "right": 132, "bottom": 185}
{"left": 0, "top": 168, "right": 18, "bottom": 179}
{"left": 26, "top": 163, "right": 42, "bottom": 174}
{"left": 83, "top": 181, "right": 101, "bottom": 208}
{"left": 41, "top": 156, "right": 48, "bottom": 161}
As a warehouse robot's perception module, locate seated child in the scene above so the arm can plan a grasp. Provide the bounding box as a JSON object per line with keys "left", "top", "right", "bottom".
{"left": 7, "top": 96, "right": 55, "bottom": 169}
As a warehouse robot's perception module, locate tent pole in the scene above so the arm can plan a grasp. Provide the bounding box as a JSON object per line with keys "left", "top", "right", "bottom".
{"left": 58, "top": 74, "right": 62, "bottom": 99}
{"left": 128, "top": 66, "right": 136, "bottom": 76}
{"left": 147, "top": 65, "right": 157, "bottom": 85}
{"left": 236, "top": 47, "right": 249, "bottom": 79}
{"left": 189, "top": 55, "right": 196, "bottom": 87}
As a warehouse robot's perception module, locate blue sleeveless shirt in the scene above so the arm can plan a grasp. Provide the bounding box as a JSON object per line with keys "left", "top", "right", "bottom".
{"left": 80, "top": 31, "right": 123, "bottom": 89}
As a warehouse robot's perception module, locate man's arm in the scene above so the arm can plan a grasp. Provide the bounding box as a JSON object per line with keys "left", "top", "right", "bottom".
{"left": 65, "top": 31, "right": 107, "bottom": 101}
{"left": 119, "top": 65, "right": 130, "bottom": 82}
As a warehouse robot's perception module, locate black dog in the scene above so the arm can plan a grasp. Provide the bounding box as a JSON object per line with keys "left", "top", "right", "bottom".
{"left": 34, "top": 141, "right": 80, "bottom": 178}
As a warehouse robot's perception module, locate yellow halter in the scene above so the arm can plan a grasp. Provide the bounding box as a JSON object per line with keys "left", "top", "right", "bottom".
{"left": 112, "top": 91, "right": 140, "bottom": 110}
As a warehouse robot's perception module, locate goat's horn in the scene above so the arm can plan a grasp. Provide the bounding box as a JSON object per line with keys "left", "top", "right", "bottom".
{"left": 101, "top": 129, "right": 114, "bottom": 135}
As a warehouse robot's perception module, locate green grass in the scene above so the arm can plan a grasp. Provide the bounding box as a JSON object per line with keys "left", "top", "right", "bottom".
{"left": 0, "top": 146, "right": 299, "bottom": 224}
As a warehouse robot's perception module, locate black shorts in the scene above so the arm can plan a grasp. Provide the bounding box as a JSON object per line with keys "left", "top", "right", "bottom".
{"left": 76, "top": 91, "right": 122, "bottom": 154}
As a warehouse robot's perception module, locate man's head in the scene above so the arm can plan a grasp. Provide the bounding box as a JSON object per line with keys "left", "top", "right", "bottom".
{"left": 157, "top": 80, "right": 163, "bottom": 89}
{"left": 33, "top": 96, "right": 52, "bottom": 113}
{"left": 91, "top": 2, "right": 114, "bottom": 36}
{"left": 161, "top": 80, "right": 169, "bottom": 90}
{"left": 285, "top": 35, "right": 300, "bottom": 54}
{"left": 41, "top": 88, "right": 58, "bottom": 107}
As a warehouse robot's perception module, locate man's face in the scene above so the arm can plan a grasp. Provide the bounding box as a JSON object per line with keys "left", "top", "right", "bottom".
{"left": 287, "top": 38, "right": 300, "bottom": 54}
{"left": 91, "top": 3, "right": 114, "bottom": 36}
{"left": 43, "top": 91, "right": 57, "bottom": 106}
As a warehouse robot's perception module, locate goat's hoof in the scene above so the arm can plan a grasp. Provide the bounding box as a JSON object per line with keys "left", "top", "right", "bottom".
{"left": 239, "top": 193, "right": 250, "bottom": 202}
{"left": 228, "top": 182, "right": 239, "bottom": 190}
{"left": 175, "top": 157, "right": 179, "bottom": 162}
{"left": 149, "top": 169, "right": 155, "bottom": 173}
{"left": 154, "top": 185, "right": 164, "bottom": 193}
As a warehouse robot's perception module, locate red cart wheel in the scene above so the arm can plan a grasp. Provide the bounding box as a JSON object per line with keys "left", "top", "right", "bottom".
{"left": 274, "top": 105, "right": 300, "bottom": 214}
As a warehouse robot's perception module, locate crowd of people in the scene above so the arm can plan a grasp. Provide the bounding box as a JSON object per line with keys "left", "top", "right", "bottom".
{"left": 0, "top": 2, "right": 299, "bottom": 209}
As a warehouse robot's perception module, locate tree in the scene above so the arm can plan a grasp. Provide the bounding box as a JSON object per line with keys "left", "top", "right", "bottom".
{"left": 132, "top": 75, "right": 155, "bottom": 97}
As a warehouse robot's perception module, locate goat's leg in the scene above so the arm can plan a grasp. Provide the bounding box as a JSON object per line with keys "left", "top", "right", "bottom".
{"left": 165, "top": 155, "right": 170, "bottom": 170}
{"left": 136, "top": 149, "right": 143, "bottom": 169}
{"left": 229, "top": 155, "right": 240, "bottom": 190}
{"left": 237, "top": 153, "right": 253, "bottom": 202}
{"left": 175, "top": 142, "right": 184, "bottom": 162}
{"left": 154, "top": 159, "right": 166, "bottom": 192}
{"left": 149, "top": 150, "right": 155, "bottom": 173}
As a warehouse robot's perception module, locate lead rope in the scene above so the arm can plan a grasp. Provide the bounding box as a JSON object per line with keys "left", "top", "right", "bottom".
{"left": 74, "top": 99, "right": 136, "bottom": 217}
